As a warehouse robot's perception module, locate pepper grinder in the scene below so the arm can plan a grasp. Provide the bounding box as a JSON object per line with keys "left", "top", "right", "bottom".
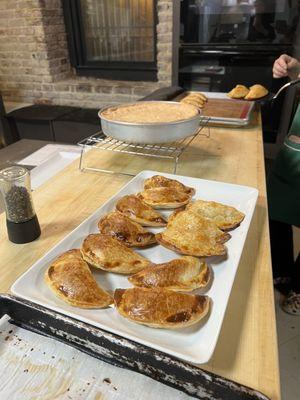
{"left": 0, "top": 166, "right": 41, "bottom": 244}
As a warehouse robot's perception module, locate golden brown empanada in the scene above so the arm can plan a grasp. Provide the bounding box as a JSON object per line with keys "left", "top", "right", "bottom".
{"left": 182, "top": 92, "right": 207, "bottom": 102}
{"left": 227, "top": 85, "right": 249, "bottom": 99}
{"left": 191, "top": 92, "right": 207, "bottom": 101}
{"left": 114, "top": 287, "right": 210, "bottom": 329}
{"left": 138, "top": 187, "right": 192, "bottom": 209}
{"left": 98, "top": 211, "right": 156, "bottom": 247}
{"left": 244, "top": 84, "right": 268, "bottom": 100}
{"left": 128, "top": 256, "right": 210, "bottom": 291}
{"left": 44, "top": 249, "right": 113, "bottom": 308}
{"left": 144, "top": 175, "right": 195, "bottom": 196}
{"left": 156, "top": 210, "right": 230, "bottom": 257}
{"left": 186, "top": 200, "right": 245, "bottom": 231}
{"left": 81, "top": 234, "right": 151, "bottom": 274}
{"left": 116, "top": 194, "right": 166, "bottom": 227}
{"left": 181, "top": 97, "right": 205, "bottom": 108}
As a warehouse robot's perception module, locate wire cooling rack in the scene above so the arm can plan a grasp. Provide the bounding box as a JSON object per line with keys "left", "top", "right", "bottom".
{"left": 78, "top": 116, "right": 210, "bottom": 175}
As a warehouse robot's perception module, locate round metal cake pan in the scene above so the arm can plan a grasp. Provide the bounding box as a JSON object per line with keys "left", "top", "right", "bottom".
{"left": 98, "top": 101, "right": 202, "bottom": 144}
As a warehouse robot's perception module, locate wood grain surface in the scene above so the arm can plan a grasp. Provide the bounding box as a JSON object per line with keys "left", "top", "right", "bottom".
{"left": 0, "top": 112, "right": 280, "bottom": 400}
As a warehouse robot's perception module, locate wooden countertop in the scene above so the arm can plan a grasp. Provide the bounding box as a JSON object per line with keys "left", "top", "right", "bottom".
{"left": 0, "top": 114, "right": 280, "bottom": 399}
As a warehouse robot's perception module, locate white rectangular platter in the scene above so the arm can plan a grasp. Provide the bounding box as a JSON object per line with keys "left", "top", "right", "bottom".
{"left": 11, "top": 170, "right": 258, "bottom": 364}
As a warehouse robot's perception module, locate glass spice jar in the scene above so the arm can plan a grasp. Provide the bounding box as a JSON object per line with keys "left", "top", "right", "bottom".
{"left": 0, "top": 166, "right": 41, "bottom": 243}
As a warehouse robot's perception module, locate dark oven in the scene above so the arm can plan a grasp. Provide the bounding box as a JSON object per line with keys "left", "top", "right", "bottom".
{"left": 178, "top": 0, "right": 300, "bottom": 142}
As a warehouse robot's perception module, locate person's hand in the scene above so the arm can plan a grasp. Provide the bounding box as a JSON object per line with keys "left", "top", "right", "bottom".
{"left": 273, "top": 54, "right": 299, "bottom": 78}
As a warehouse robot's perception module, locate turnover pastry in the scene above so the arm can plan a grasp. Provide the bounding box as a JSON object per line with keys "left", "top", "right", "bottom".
{"left": 180, "top": 92, "right": 208, "bottom": 109}
{"left": 44, "top": 249, "right": 113, "bottom": 308}
{"left": 244, "top": 84, "right": 268, "bottom": 100}
{"left": 116, "top": 194, "right": 167, "bottom": 227}
{"left": 98, "top": 211, "right": 156, "bottom": 247}
{"left": 181, "top": 97, "right": 205, "bottom": 108}
{"left": 186, "top": 200, "right": 245, "bottom": 231}
{"left": 81, "top": 234, "right": 150, "bottom": 274}
{"left": 144, "top": 175, "right": 195, "bottom": 196}
{"left": 129, "top": 256, "right": 210, "bottom": 291}
{"left": 114, "top": 287, "right": 211, "bottom": 329}
{"left": 138, "top": 187, "right": 192, "bottom": 209}
{"left": 227, "top": 85, "right": 249, "bottom": 99}
{"left": 156, "top": 210, "right": 230, "bottom": 257}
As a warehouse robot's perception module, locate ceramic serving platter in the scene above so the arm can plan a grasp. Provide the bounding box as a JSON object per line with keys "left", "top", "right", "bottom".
{"left": 11, "top": 170, "right": 258, "bottom": 364}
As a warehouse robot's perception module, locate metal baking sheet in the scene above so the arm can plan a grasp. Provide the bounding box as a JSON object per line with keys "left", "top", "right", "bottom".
{"left": 175, "top": 92, "right": 255, "bottom": 127}
{"left": 0, "top": 294, "right": 270, "bottom": 400}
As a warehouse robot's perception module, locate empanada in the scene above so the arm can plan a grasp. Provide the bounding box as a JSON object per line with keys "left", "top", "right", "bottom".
{"left": 128, "top": 256, "right": 210, "bottom": 291}
{"left": 114, "top": 287, "right": 211, "bottom": 329}
{"left": 98, "top": 211, "right": 156, "bottom": 247}
{"left": 144, "top": 175, "right": 195, "bottom": 196}
{"left": 138, "top": 187, "right": 192, "bottom": 209}
{"left": 81, "top": 234, "right": 151, "bottom": 274}
{"left": 186, "top": 200, "right": 245, "bottom": 231}
{"left": 181, "top": 98, "right": 205, "bottom": 108}
{"left": 116, "top": 194, "right": 166, "bottom": 227}
{"left": 156, "top": 210, "right": 230, "bottom": 257}
{"left": 244, "top": 84, "right": 268, "bottom": 100}
{"left": 45, "top": 249, "right": 113, "bottom": 308}
{"left": 182, "top": 92, "right": 207, "bottom": 102}
{"left": 191, "top": 92, "right": 207, "bottom": 101}
{"left": 227, "top": 85, "right": 249, "bottom": 99}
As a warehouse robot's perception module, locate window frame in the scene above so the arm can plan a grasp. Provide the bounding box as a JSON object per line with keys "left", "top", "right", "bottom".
{"left": 63, "top": 0, "right": 158, "bottom": 81}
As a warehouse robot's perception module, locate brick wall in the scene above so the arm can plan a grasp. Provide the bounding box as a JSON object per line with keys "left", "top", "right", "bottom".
{"left": 0, "top": 0, "right": 173, "bottom": 108}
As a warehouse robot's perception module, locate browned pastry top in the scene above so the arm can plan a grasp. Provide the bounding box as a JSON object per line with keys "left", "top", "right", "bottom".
{"left": 143, "top": 175, "right": 195, "bottom": 196}
{"left": 244, "top": 84, "right": 268, "bottom": 100}
{"left": 81, "top": 233, "right": 150, "bottom": 274}
{"left": 98, "top": 211, "right": 156, "bottom": 247}
{"left": 114, "top": 287, "right": 210, "bottom": 329}
{"left": 227, "top": 85, "right": 249, "bottom": 99}
{"left": 156, "top": 209, "right": 230, "bottom": 257}
{"left": 45, "top": 249, "right": 113, "bottom": 308}
{"left": 100, "top": 101, "right": 199, "bottom": 124}
{"left": 138, "top": 187, "right": 192, "bottom": 209}
{"left": 116, "top": 194, "right": 167, "bottom": 227}
{"left": 129, "top": 256, "right": 210, "bottom": 291}
{"left": 186, "top": 200, "right": 245, "bottom": 231}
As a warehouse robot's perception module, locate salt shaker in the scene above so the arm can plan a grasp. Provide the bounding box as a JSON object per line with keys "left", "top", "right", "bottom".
{"left": 0, "top": 166, "right": 41, "bottom": 243}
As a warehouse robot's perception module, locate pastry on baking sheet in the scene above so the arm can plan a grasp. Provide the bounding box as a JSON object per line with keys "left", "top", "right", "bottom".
{"left": 114, "top": 287, "right": 211, "bottom": 329}
{"left": 138, "top": 187, "right": 192, "bottom": 209}
{"left": 98, "top": 211, "right": 156, "bottom": 247}
{"left": 128, "top": 256, "right": 210, "bottom": 291}
{"left": 181, "top": 97, "right": 205, "bottom": 108}
{"left": 116, "top": 194, "right": 167, "bottom": 227}
{"left": 156, "top": 210, "right": 230, "bottom": 257}
{"left": 244, "top": 84, "right": 268, "bottom": 100}
{"left": 191, "top": 92, "right": 207, "bottom": 101}
{"left": 183, "top": 92, "right": 207, "bottom": 102}
{"left": 81, "top": 234, "right": 151, "bottom": 274}
{"left": 180, "top": 92, "right": 207, "bottom": 109}
{"left": 186, "top": 200, "right": 245, "bottom": 231}
{"left": 227, "top": 85, "right": 249, "bottom": 99}
{"left": 44, "top": 249, "right": 113, "bottom": 308}
{"left": 144, "top": 175, "right": 195, "bottom": 196}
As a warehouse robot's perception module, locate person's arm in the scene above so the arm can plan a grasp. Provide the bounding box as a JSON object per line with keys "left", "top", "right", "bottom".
{"left": 273, "top": 54, "right": 300, "bottom": 80}
{"left": 273, "top": 54, "right": 300, "bottom": 79}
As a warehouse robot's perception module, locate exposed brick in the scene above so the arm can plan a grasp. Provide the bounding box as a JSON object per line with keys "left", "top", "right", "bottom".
{"left": 112, "top": 85, "right": 133, "bottom": 95}
{"left": 94, "top": 85, "right": 114, "bottom": 94}
{"left": 0, "top": 0, "right": 173, "bottom": 107}
{"left": 76, "top": 84, "right": 92, "bottom": 93}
